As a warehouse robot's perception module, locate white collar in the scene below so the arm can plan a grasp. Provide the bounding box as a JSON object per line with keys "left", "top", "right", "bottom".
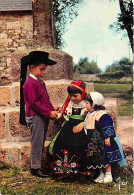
{"left": 29, "top": 73, "right": 37, "bottom": 80}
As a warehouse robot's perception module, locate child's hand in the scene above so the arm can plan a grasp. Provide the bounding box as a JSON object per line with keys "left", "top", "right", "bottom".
{"left": 54, "top": 106, "right": 62, "bottom": 112}
{"left": 105, "top": 137, "right": 111, "bottom": 146}
{"left": 73, "top": 122, "right": 84, "bottom": 133}
{"left": 49, "top": 111, "right": 58, "bottom": 119}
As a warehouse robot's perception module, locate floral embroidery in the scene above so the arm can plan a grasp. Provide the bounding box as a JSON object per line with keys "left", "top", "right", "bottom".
{"left": 52, "top": 149, "right": 92, "bottom": 176}
{"left": 71, "top": 162, "right": 76, "bottom": 168}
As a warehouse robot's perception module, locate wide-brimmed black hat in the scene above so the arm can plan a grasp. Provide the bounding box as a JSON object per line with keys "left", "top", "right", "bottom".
{"left": 21, "top": 51, "right": 57, "bottom": 66}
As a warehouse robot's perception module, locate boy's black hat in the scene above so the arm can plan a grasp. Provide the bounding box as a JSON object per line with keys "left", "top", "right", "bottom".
{"left": 21, "top": 51, "right": 57, "bottom": 66}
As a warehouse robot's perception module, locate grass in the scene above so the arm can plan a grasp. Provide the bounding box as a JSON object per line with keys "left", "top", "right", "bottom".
{"left": 118, "top": 100, "right": 133, "bottom": 116}
{"left": 0, "top": 164, "right": 133, "bottom": 195}
{"left": 94, "top": 83, "right": 133, "bottom": 116}
{"left": 94, "top": 83, "right": 132, "bottom": 94}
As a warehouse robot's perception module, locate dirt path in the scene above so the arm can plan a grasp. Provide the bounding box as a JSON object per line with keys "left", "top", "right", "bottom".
{"left": 105, "top": 94, "right": 132, "bottom": 149}
{"left": 117, "top": 116, "right": 133, "bottom": 149}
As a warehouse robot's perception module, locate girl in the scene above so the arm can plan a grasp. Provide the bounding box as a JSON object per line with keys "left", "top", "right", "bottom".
{"left": 73, "top": 92, "right": 127, "bottom": 183}
{"left": 49, "top": 80, "right": 89, "bottom": 178}
{"left": 19, "top": 51, "right": 60, "bottom": 178}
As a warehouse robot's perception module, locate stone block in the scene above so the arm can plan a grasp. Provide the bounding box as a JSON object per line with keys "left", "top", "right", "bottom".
{"left": 20, "top": 143, "right": 31, "bottom": 168}
{"left": 0, "top": 86, "right": 12, "bottom": 106}
{"left": 0, "top": 141, "right": 51, "bottom": 168}
{"left": 44, "top": 49, "right": 73, "bottom": 80}
{"left": 9, "top": 110, "right": 31, "bottom": 138}
{"left": 0, "top": 33, "right": 7, "bottom": 39}
{"left": 105, "top": 98, "right": 118, "bottom": 127}
{"left": 11, "top": 147, "right": 19, "bottom": 167}
{"left": 8, "top": 108, "right": 59, "bottom": 141}
{"left": 0, "top": 144, "right": 9, "bottom": 164}
{"left": 0, "top": 112, "right": 6, "bottom": 139}
{"left": 46, "top": 81, "right": 70, "bottom": 105}
{"left": 14, "top": 85, "right": 20, "bottom": 106}
{"left": 9, "top": 48, "right": 73, "bottom": 83}
{"left": 7, "top": 21, "right": 21, "bottom": 30}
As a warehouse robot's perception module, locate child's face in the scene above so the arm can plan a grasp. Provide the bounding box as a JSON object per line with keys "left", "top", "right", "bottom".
{"left": 30, "top": 64, "right": 47, "bottom": 78}
{"left": 69, "top": 93, "right": 82, "bottom": 104}
{"left": 86, "top": 101, "right": 93, "bottom": 112}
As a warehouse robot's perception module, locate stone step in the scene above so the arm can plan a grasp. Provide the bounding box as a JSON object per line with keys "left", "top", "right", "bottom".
{"left": 0, "top": 98, "right": 118, "bottom": 143}
{"left": 0, "top": 106, "right": 57, "bottom": 143}
{"left": 0, "top": 141, "right": 50, "bottom": 168}
{"left": 0, "top": 80, "right": 94, "bottom": 107}
{"left": 0, "top": 98, "right": 118, "bottom": 168}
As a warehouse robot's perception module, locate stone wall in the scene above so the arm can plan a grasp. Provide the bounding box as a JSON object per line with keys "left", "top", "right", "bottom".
{"left": 0, "top": 81, "right": 95, "bottom": 168}
{"left": 0, "top": 11, "right": 33, "bottom": 85}
{"left": 73, "top": 74, "right": 100, "bottom": 82}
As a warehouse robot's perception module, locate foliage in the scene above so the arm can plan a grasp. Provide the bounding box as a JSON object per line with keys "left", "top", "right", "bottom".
{"left": 53, "top": 0, "right": 84, "bottom": 48}
{"left": 99, "top": 57, "right": 132, "bottom": 79}
{"left": 109, "top": 0, "right": 133, "bottom": 51}
{"left": 74, "top": 57, "right": 102, "bottom": 74}
{"left": 98, "top": 70, "right": 126, "bottom": 79}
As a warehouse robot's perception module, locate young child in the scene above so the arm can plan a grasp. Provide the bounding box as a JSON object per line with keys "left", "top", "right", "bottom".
{"left": 48, "top": 80, "right": 88, "bottom": 178}
{"left": 73, "top": 92, "right": 127, "bottom": 183}
{"left": 19, "top": 51, "right": 60, "bottom": 178}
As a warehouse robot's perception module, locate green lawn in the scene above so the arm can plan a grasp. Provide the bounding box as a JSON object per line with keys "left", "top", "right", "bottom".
{"left": 94, "top": 83, "right": 132, "bottom": 116}
{"left": 94, "top": 83, "right": 132, "bottom": 94}
{"left": 0, "top": 165, "right": 133, "bottom": 195}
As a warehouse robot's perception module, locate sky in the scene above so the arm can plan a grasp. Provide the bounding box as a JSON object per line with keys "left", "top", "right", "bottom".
{"left": 62, "top": 0, "right": 132, "bottom": 71}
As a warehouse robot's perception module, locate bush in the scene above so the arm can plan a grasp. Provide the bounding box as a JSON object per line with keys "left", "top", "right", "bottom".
{"left": 98, "top": 70, "right": 126, "bottom": 79}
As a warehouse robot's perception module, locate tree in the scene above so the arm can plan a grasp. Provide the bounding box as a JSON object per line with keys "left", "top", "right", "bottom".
{"left": 109, "top": 0, "right": 133, "bottom": 51}
{"left": 105, "top": 57, "right": 132, "bottom": 77}
{"left": 53, "top": 0, "right": 84, "bottom": 48}
{"left": 105, "top": 62, "right": 120, "bottom": 72}
{"left": 74, "top": 57, "right": 102, "bottom": 74}
{"left": 119, "top": 57, "right": 132, "bottom": 76}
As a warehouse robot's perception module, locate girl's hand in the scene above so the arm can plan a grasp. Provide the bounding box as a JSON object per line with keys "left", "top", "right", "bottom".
{"left": 73, "top": 122, "right": 84, "bottom": 133}
{"left": 105, "top": 137, "right": 111, "bottom": 146}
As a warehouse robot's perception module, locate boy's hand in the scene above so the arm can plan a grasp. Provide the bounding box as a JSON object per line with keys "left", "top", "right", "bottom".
{"left": 73, "top": 122, "right": 84, "bottom": 133}
{"left": 49, "top": 111, "right": 58, "bottom": 119}
{"left": 54, "top": 106, "right": 62, "bottom": 112}
{"left": 105, "top": 137, "right": 111, "bottom": 146}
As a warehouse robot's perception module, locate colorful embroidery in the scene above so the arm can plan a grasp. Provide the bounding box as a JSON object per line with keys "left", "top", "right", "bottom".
{"left": 52, "top": 150, "right": 81, "bottom": 175}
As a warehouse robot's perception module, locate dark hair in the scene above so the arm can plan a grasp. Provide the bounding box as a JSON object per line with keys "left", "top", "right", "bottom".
{"left": 85, "top": 94, "right": 93, "bottom": 106}
{"left": 67, "top": 82, "right": 86, "bottom": 95}
{"left": 86, "top": 94, "right": 105, "bottom": 111}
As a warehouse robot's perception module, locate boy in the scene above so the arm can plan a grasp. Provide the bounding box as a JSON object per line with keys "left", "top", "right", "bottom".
{"left": 20, "top": 51, "right": 60, "bottom": 177}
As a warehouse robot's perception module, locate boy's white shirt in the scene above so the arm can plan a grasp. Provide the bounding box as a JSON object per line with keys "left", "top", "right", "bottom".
{"left": 65, "top": 100, "right": 87, "bottom": 116}
{"left": 29, "top": 73, "right": 37, "bottom": 80}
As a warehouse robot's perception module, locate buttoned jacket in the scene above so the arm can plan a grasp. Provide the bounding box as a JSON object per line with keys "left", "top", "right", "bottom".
{"left": 23, "top": 76, "right": 54, "bottom": 117}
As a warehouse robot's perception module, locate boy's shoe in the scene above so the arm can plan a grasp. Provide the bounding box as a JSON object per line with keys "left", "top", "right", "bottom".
{"left": 31, "top": 169, "right": 49, "bottom": 178}
{"left": 103, "top": 174, "right": 113, "bottom": 183}
{"left": 94, "top": 172, "right": 104, "bottom": 183}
